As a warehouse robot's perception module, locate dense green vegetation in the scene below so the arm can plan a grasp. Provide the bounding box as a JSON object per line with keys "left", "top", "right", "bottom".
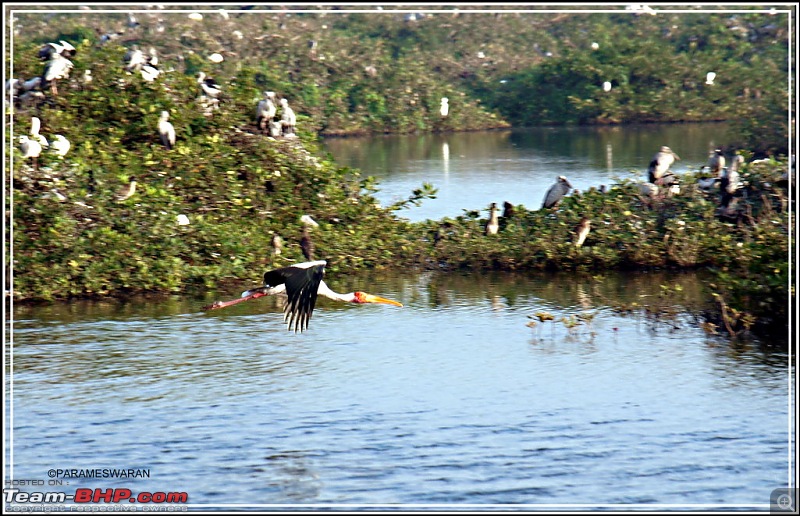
{"left": 6, "top": 6, "right": 792, "bottom": 343}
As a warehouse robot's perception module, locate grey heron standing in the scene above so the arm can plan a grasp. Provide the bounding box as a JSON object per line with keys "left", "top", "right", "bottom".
{"left": 542, "top": 176, "right": 573, "bottom": 209}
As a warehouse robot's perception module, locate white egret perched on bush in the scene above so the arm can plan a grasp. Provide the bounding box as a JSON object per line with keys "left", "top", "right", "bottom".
{"left": 542, "top": 175, "right": 573, "bottom": 209}
{"left": 440, "top": 97, "right": 449, "bottom": 117}
{"left": 158, "top": 111, "right": 176, "bottom": 150}
{"left": 603, "top": 81, "right": 612, "bottom": 92}
{"left": 705, "top": 72, "right": 716, "bottom": 85}
{"left": 29, "top": 117, "right": 49, "bottom": 149}
{"left": 18, "top": 136, "right": 43, "bottom": 170}
{"left": 50, "top": 135, "right": 71, "bottom": 158}
{"left": 201, "top": 260, "right": 403, "bottom": 333}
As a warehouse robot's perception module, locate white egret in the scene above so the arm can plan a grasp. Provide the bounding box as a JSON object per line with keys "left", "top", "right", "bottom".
{"left": 440, "top": 97, "right": 449, "bottom": 117}
{"left": 18, "top": 135, "right": 43, "bottom": 170}
{"left": 158, "top": 111, "right": 176, "bottom": 150}
{"left": 542, "top": 176, "right": 573, "bottom": 209}
{"left": 280, "top": 98, "right": 296, "bottom": 136}
{"left": 50, "top": 135, "right": 71, "bottom": 157}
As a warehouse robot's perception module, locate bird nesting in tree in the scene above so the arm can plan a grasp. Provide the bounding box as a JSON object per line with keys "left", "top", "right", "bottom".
{"left": 484, "top": 202, "right": 499, "bottom": 236}
{"left": 574, "top": 217, "right": 591, "bottom": 247}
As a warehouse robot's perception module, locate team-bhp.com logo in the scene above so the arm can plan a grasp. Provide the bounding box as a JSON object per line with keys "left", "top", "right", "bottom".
{"left": 5, "top": 487, "right": 188, "bottom": 504}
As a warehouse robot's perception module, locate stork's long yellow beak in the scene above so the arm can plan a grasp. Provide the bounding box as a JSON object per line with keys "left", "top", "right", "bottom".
{"left": 361, "top": 293, "right": 403, "bottom": 307}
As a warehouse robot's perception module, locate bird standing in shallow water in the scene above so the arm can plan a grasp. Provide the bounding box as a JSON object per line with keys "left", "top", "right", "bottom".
{"left": 158, "top": 111, "right": 176, "bottom": 150}
{"left": 485, "top": 202, "right": 499, "bottom": 235}
{"left": 201, "top": 260, "right": 403, "bottom": 333}
{"left": 542, "top": 176, "right": 573, "bottom": 209}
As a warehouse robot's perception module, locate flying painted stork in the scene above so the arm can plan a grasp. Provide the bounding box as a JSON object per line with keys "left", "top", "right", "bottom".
{"left": 647, "top": 146, "right": 680, "bottom": 185}
{"left": 201, "top": 260, "right": 403, "bottom": 333}
{"left": 542, "top": 175, "right": 573, "bottom": 209}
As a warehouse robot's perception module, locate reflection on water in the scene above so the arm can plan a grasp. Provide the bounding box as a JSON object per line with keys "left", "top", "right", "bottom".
{"left": 9, "top": 269, "right": 790, "bottom": 506}
{"left": 322, "top": 123, "right": 731, "bottom": 221}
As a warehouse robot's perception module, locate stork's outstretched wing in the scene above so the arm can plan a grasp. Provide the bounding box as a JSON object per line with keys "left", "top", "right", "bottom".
{"left": 274, "top": 263, "right": 325, "bottom": 333}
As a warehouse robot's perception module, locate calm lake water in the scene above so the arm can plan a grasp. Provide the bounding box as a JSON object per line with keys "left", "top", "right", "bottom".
{"left": 8, "top": 124, "right": 792, "bottom": 510}
{"left": 322, "top": 122, "right": 733, "bottom": 222}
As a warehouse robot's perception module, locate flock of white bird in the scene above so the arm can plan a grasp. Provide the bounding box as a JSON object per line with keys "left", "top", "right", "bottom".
{"left": 13, "top": 27, "right": 305, "bottom": 174}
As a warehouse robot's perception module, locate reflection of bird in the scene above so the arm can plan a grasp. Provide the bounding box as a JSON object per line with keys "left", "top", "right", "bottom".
{"left": 300, "top": 226, "right": 315, "bottom": 261}
{"left": 542, "top": 175, "right": 573, "bottom": 209}
{"left": 201, "top": 260, "right": 403, "bottom": 333}
{"left": 485, "top": 202, "right": 499, "bottom": 235}
{"left": 648, "top": 146, "right": 680, "bottom": 185}
{"left": 115, "top": 176, "right": 137, "bottom": 201}
{"left": 158, "top": 111, "right": 176, "bottom": 150}
{"left": 575, "top": 217, "right": 591, "bottom": 247}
